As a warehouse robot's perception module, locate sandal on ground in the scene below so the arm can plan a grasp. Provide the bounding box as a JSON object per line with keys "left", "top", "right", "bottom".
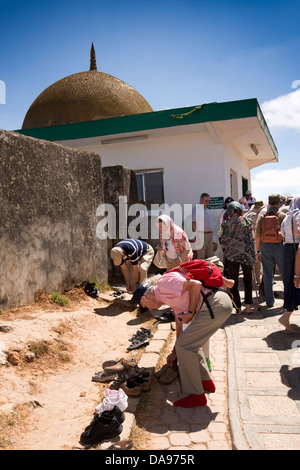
{"left": 102, "top": 357, "right": 137, "bottom": 372}
{"left": 102, "top": 360, "right": 119, "bottom": 369}
{"left": 127, "top": 337, "right": 149, "bottom": 351}
{"left": 129, "top": 329, "right": 153, "bottom": 342}
{"left": 106, "top": 440, "right": 133, "bottom": 450}
{"left": 92, "top": 370, "right": 119, "bottom": 383}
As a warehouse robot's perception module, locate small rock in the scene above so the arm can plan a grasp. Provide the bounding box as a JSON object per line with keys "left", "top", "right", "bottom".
{"left": 25, "top": 352, "right": 36, "bottom": 363}
{"left": 79, "top": 392, "right": 86, "bottom": 397}
{"left": 0, "top": 325, "right": 13, "bottom": 332}
{"left": 7, "top": 351, "right": 20, "bottom": 366}
{"left": 31, "top": 400, "right": 42, "bottom": 408}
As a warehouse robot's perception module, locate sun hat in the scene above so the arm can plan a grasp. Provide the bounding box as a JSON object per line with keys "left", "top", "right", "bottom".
{"left": 110, "top": 247, "right": 123, "bottom": 266}
{"left": 133, "top": 283, "right": 151, "bottom": 313}
{"left": 254, "top": 200, "right": 264, "bottom": 209}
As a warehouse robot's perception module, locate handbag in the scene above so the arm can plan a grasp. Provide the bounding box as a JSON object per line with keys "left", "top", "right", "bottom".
{"left": 153, "top": 250, "right": 167, "bottom": 269}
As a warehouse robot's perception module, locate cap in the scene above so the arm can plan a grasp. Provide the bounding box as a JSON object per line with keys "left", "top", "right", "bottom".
{"left": 246, "top": 190, "right": 252, "bottom": 195}
{"left": 133, "top": 283, "right": 151, "bottom": 313}
{"left": 110, "top": 247, "right": 123, "bottom": 266}
{"left": 268, "top": 193, "right": 281, "bottom": 204}
{"left": 254, "top": 200, "right": 264, "bottom": 209}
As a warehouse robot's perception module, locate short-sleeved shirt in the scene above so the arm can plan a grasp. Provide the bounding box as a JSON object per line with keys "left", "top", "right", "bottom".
{"left": 116, "top": 239, "right": 147, "bottom": 265}
{"left": 192, "top": 206, "right": 213, "bottom": 232}
{"left": 154, "top": 271, "right": 203, "bottom": 314}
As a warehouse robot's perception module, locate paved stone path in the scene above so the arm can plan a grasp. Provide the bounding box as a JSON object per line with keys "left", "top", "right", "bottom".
{"left": 141, "top": 326, "right": 232, "bottom": 450}
{"left": 110, "top": 272, "right": 300, "bottom": 451}
{"left": 227, "top": 273, "right": 300, "bottom": 450}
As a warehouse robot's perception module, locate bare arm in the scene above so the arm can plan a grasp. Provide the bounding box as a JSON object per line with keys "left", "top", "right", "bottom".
{"left": 177, "top": 279, "right": 202, "bottom": 324}
{"left": 256, "top": 233, "right": 262, "bottom": 263}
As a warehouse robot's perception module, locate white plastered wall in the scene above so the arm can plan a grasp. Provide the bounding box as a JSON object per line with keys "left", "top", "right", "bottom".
{"left": 59, "top": 127, "right": 251, "bottom": 243}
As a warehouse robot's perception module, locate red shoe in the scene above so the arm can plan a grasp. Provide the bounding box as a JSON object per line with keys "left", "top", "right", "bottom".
{"left": 173, "top": 393, "right": 207, "bottom": 408}
{"left": 202, "top": 379, "right": 216, "bottom": 393}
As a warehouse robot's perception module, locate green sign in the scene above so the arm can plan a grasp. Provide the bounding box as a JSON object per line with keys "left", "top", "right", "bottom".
{"left": 208, "top": 196, "right": 224, "bottom": 209}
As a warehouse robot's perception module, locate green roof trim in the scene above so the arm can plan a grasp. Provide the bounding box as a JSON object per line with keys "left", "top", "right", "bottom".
{"left": 16, "top": 98, "right": 263, "bottom": 143}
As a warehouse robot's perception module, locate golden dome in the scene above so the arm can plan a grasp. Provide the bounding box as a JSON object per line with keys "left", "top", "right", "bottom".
{"left": 22, "top": 44, "right": 153, "bottom": 129}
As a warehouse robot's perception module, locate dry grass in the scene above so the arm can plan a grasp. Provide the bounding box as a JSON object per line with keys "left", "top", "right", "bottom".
{"left": 0, "top": 403, "right": 34, "bottom": 449}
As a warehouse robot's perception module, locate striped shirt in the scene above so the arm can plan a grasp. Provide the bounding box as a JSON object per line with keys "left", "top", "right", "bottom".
{"left": 116, "top": 239, "right": 148, "bottom": 265}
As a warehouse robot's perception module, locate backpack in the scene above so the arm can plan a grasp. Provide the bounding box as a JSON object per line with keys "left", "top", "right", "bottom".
{"left": 261, "top": 212, "right": 283, "bottom": 243}
{"left": 168, "top": 259, "right": 225, "bottom": 319}
{"left": 168, "top": 259, "right": 224, "bottom": 288}
{"left": 205, "top": 256, "right": 224, "bottom": 273}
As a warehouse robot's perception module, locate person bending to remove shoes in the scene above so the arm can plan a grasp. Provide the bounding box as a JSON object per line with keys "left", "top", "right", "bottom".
{"left": 134, "top": 267, "right": 233, "bottom": 408}
{"left": 110, "top": 239, "right": 154, "bottom": 293}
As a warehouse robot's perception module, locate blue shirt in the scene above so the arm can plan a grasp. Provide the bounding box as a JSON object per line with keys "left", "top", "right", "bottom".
{"left": 116, "top": 239, "right": 148, "bottom": 265}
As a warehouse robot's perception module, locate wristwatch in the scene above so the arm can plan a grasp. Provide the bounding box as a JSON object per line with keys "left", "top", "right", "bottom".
{"left": 188, "top": 310, "right": 196, "bottom": 315}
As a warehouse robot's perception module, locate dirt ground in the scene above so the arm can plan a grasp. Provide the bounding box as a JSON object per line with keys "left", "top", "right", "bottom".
{"left": 0, "top": 286, "right": 156, "bottom": 450}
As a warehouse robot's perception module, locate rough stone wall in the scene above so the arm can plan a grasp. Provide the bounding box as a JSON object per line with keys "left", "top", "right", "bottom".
{"left": 0, "top": 129, "right": 107, "bottom": 310}
{"left": 102, "top": 165, "right": 139, "bottom": 284}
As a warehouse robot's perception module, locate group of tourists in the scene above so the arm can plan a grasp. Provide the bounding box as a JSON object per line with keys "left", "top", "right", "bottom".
{"left": 108, "top": 191, "right": 300, "bottom": 408}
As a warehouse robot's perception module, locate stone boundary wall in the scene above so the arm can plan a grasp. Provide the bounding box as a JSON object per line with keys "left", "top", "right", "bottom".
{"left": 0, "top": 129, "right": 107, "bottom": 310}
{"left": 102, "top": 165, "right": 139, "bottom": 284}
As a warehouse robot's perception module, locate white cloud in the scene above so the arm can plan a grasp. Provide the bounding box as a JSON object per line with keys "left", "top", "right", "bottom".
{"left": 251, "top": 166, "right": 300, "bottom": 202}
{"left": 261, "top": 89, "right": 300, "bottom": 130}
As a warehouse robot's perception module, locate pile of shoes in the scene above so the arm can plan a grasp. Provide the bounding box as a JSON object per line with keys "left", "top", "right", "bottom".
{"left": 92, "top": 357, "right": 151, "bottom": 397}
{"left": 118, "top": 372, "right": 151, "bottom": 397}
{"left": 155, "top": 309, "right": 175, "bottom": 323}
{"left": 92, "top": 357, "right": 138, "bottom": 383}
{"left": 109, "top": 362, "right": 151, "bottom": 397}
{"left": 84, "top": 282, "right": 100, "bottom": 298}
{"left": 154, "top": 362, "right": 178, "bottom": 384}
{"left": 127, "top": 327, "right": 153, "bottom": 351}
{"left": 80, "top": 389, "right": 128, "bottom": 446}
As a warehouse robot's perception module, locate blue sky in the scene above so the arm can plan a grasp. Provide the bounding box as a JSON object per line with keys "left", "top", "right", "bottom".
{"left": 1, "top": 0, "right": 300, "bottom": 202}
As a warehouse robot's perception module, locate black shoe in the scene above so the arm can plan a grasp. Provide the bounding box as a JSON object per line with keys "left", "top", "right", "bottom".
{"left": 80, "top": 413, "right": 122, "bottom": 446}
{"left": 156, "top": 311, "right": 175, "bottom": 322}
{"left": 84, "top": 282, "right": 100, "bottom": 298}
{"left": 100, "top": 406, "right": 125, "bottom": 425}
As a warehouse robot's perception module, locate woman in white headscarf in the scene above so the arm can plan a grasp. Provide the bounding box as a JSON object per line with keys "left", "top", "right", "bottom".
{"left": 156, "top": 214, "right": 193, "bottom": 271}
{"left": 279, "top": 196, "right": 300, "bottom": 332}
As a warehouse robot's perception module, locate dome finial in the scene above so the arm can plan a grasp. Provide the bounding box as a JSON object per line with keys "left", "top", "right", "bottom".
{"left": 90, "top": 43, "right": 97, "bottom": 71}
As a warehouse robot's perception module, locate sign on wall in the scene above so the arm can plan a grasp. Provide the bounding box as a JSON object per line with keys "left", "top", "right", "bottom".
{"left": 207, "top": 196, "right": 224, "bottom": 209}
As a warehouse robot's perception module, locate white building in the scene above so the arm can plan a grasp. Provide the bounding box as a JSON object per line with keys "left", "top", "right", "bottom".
{"left": 18, "top": 46, "right": 278, "bottom": 241}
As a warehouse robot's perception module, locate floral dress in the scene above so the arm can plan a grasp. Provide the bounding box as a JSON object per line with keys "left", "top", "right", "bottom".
{"left": 218, "top": 216, "right": 255, "bottom": 268}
